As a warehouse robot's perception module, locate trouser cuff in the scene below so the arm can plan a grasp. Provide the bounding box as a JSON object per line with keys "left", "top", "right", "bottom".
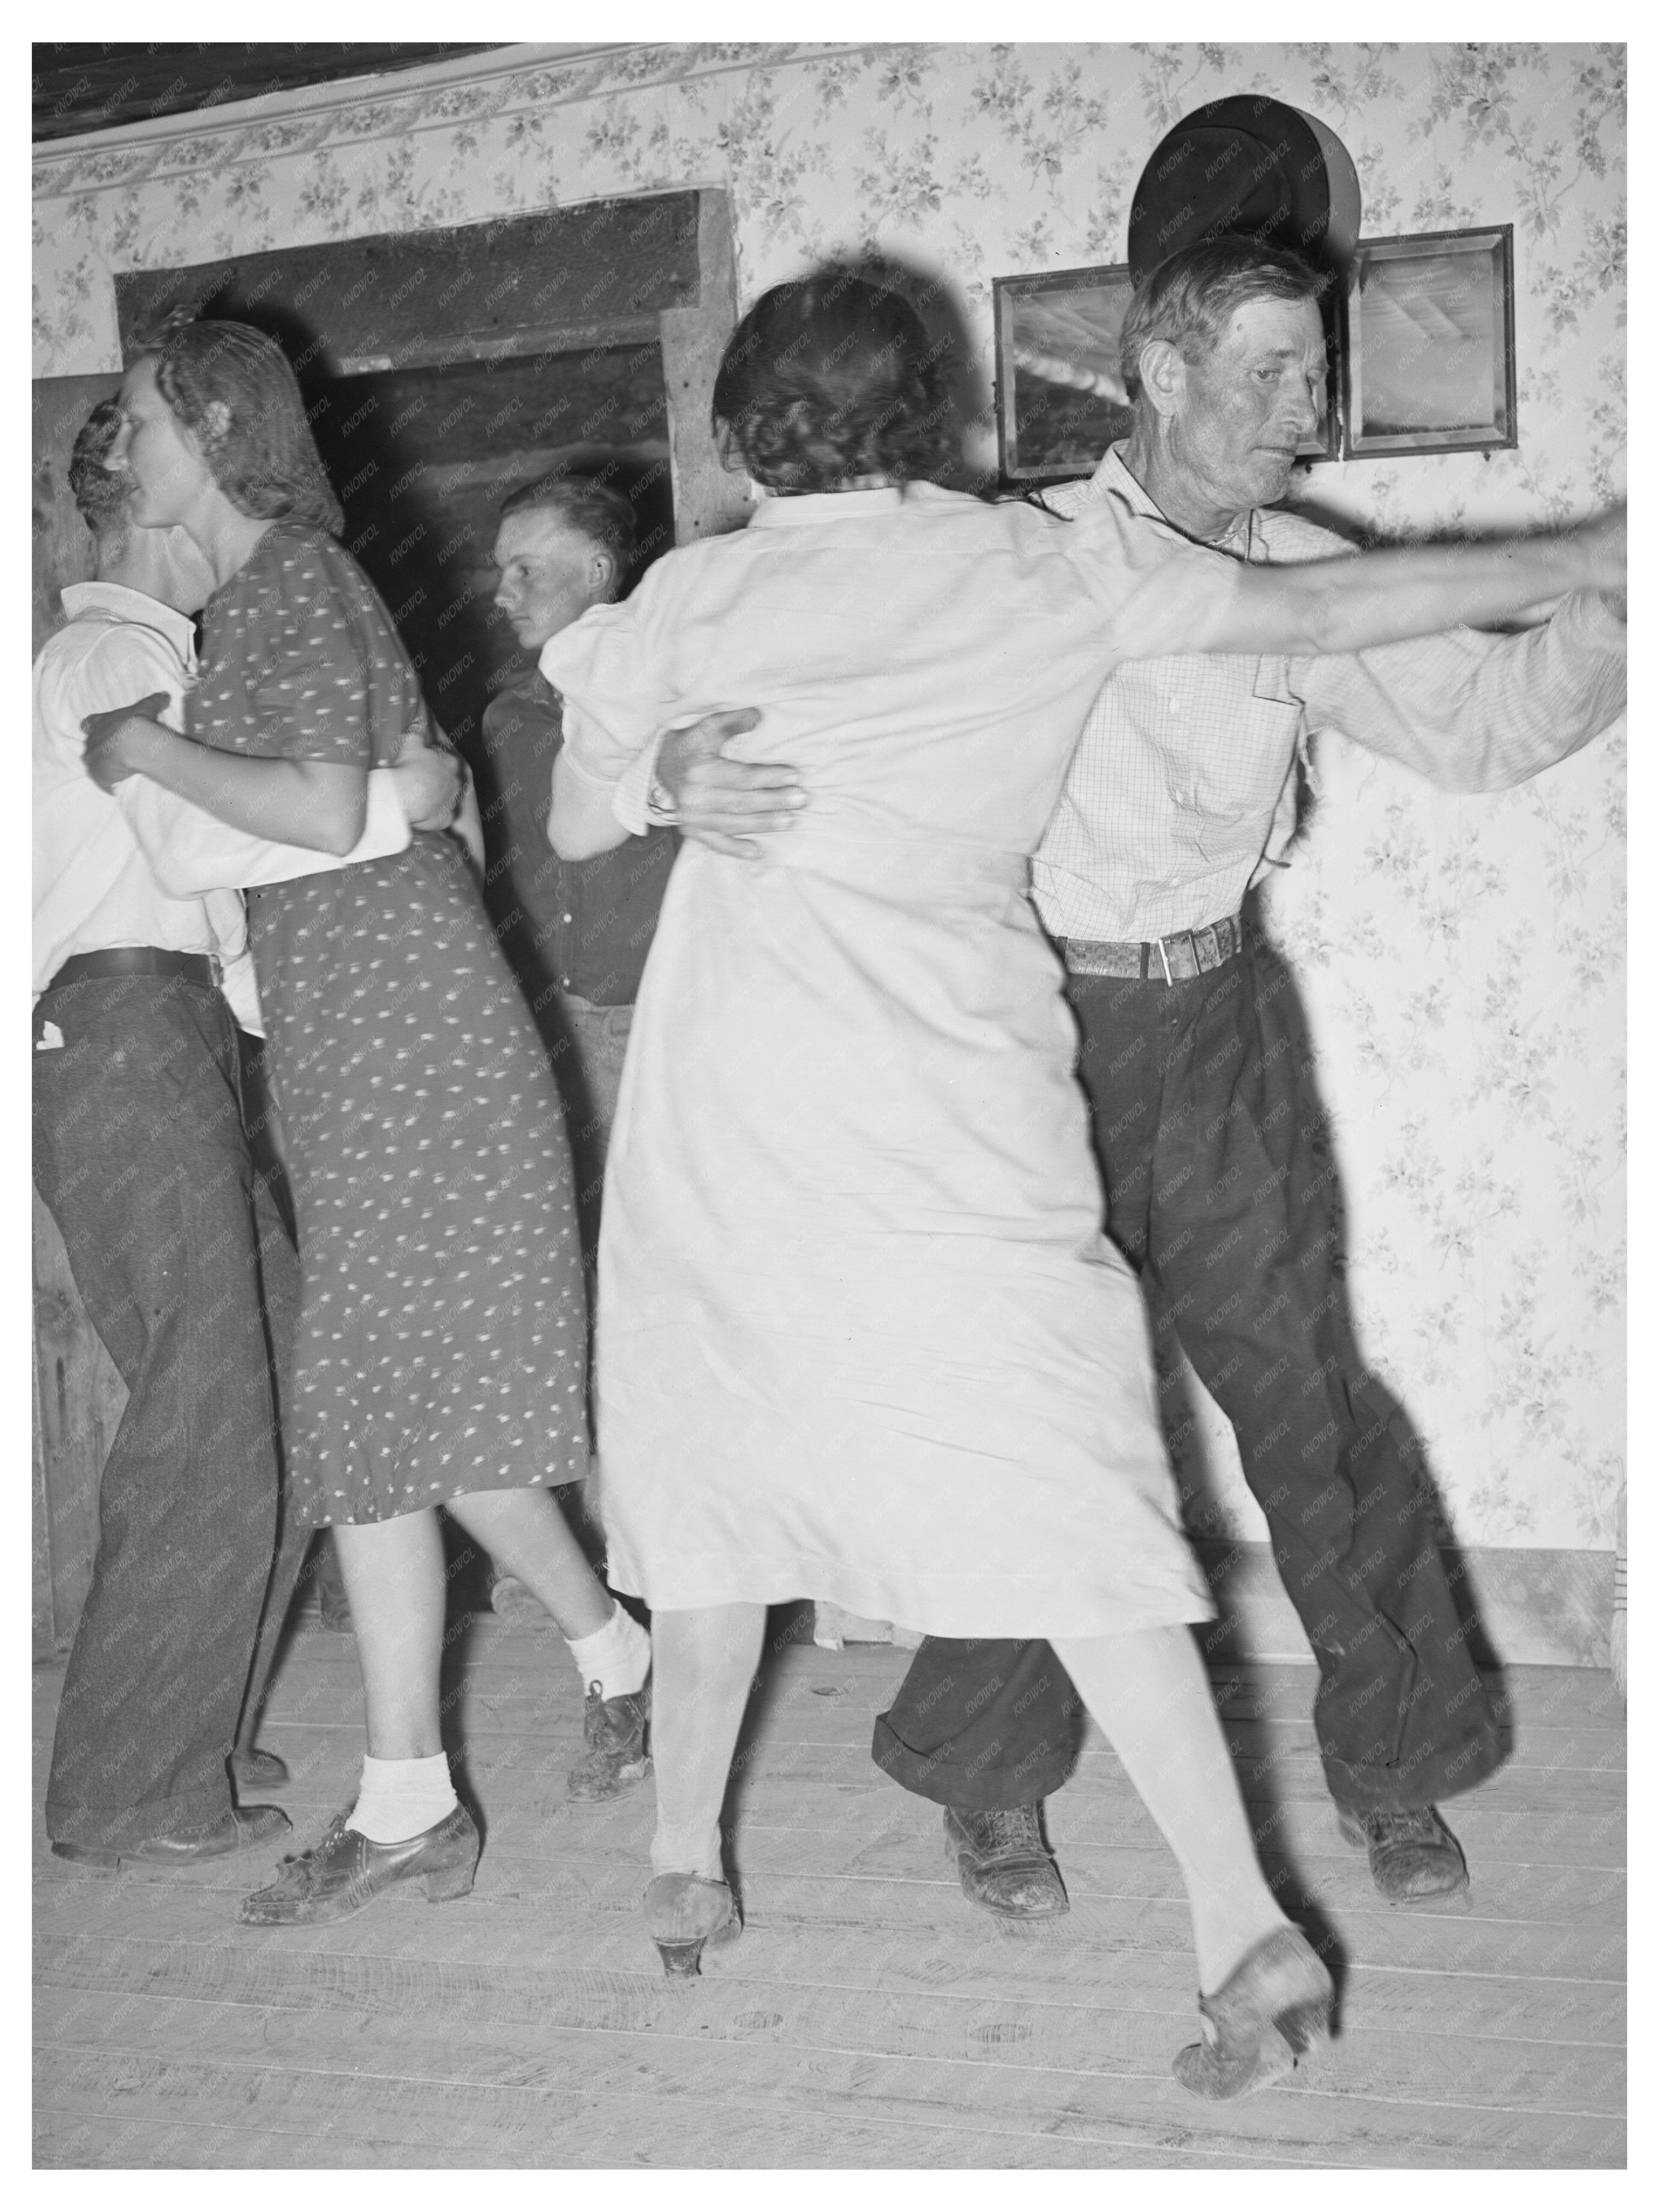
{"left": 1323, "top": 1712, "right": 1505, "bottom": 1815}
{"left": 870, "top": 1716, "right": 1076, "bottom": 1811}
{"left": 46, "top": 1778, "right": 233, "bottom": 1852}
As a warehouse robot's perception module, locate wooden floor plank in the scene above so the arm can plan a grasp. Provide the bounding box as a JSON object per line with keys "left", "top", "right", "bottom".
{"left": 31, "top": 1837, "right": 1626, "bottom": 1994}
{"left": 33, "top": 1645, "right": 1625, "bottom": 2169}
{"left": 33, "top": 2022, "right": 1623, "bottom": 2167}
{"left": 36, "top": 1933, "right": 1626, "bottom": 2086}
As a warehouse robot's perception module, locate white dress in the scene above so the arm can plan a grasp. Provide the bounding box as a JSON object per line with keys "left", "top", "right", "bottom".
{"left": 540, "top": 482, "right": 1235, "bottom": 1638}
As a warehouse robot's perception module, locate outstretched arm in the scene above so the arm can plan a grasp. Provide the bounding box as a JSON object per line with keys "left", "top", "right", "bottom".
{"left": 1293, "top": 589, "right": 1626, "bottom": 791}
{"left": 1176, "top": 509, "right": 1625, "bottom": 660}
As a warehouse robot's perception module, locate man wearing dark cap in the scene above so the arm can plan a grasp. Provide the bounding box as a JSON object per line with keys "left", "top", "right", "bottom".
{"left": 651, "top": 237, "right": 1626, "bottom": 1915}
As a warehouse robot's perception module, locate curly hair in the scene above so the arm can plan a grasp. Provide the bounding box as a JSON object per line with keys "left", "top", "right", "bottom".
{"left": 712, "top": 267, "right": 957, "bottom": 492}
{"left": 136, "top": 311, "right": 344, "bottom": 535}
{"left": 68, "top": 398, "right": 134, "bottom": 547}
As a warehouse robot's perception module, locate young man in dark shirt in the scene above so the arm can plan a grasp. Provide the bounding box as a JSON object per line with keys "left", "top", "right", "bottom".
{"left": 481, "top": 474, "right": 677, "bottom": 1231}
{"left": 477, "top": 476, "right": 675, "bottom": 1760}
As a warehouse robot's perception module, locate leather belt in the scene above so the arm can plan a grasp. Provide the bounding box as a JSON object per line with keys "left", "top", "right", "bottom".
{"left": 46, "top": 948, "right": 220, "bottom": 992}
{"left": 1059, "top": 913, "right": 1244, "bottom": 983}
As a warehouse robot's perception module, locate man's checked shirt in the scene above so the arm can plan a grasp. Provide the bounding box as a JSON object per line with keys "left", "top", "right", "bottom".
{"left": 1033, "top": 445, "right": 1627, "bottom": 945}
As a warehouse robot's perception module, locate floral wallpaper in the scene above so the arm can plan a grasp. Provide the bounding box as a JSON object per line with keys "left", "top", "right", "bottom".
{"left": 32, "top": 42, "right": 1626, "bottom": 1554}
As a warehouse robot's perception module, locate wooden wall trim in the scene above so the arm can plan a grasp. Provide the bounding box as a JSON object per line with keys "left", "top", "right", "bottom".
{"left": 113, "top": 195, "right": 702, "bottom": 375}
{"left": 662, "top": 190, "right": 749, "bottom": 545}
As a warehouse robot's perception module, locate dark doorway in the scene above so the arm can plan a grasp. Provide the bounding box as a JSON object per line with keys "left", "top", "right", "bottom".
{"left": 304, "top": 341, "right": 676, "bottom": 758}
{"left": 111, "top": 192, "right": 743, "bottom": 859}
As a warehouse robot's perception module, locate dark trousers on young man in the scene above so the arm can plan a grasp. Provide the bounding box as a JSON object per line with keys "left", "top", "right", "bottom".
{"left": 874, "top": 922, "right": 1504, "bottom": 1820}
{"left": 34, "top": 970, "right": 303, "bottom": 1851}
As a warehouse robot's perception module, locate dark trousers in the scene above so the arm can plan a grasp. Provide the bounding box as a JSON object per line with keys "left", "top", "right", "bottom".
{"left": 875, "top": 929, "right": 1503, "bottom": 1817}
{"left": 232, "top": 1032, "right": 318, "bottom": 1748}
{"left": 34, "top": 975, "right": 295, "bottom": 1848}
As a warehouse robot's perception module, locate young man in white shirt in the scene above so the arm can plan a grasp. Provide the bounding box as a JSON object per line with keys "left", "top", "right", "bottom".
{"left": 35, "top": 402, "right": 459, "bottom": 1864}
{"left": 34, "top": 401, "right": 297, "bottom": 1866}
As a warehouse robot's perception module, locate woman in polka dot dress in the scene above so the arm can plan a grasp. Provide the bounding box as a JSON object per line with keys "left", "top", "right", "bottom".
{"left": 82, "top": 320, "right": 653, "bottom": 1924}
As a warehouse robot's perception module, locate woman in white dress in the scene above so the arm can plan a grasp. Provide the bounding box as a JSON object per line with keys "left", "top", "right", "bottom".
{"left": 543, "top": 271, "right": 1621, "bottom": 2093}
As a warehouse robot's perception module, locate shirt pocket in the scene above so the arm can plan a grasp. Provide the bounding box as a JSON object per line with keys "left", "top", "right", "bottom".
{"left": 1174, "top": 661, "right": 1304, "bottom": 847}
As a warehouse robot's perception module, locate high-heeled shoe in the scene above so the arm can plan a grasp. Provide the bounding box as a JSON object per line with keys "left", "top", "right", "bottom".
{"left": 1171, "top": 1925, "right": 1334, "bottom": 2099}
{"left": 237, "top": 1802, "right": 479, "bottom": 1926}
{"left": 644, "top": 1871, "right": 741, "bottom": 1977}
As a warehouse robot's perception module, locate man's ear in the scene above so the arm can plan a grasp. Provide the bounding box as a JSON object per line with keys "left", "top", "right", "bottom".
{"left": 590, "top": 546, "right": 618, "bottom": 599}
{"left": 1136, "top": 338, "right": 1187, "bottom": 422}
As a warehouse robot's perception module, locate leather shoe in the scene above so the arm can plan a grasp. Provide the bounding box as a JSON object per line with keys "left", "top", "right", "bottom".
{"left": 944, "top": 1802, "right": 1068, "bottom": 1920}
{"left": 231, "top": 1745, "right": 290, "bottom": 1790}
{"left": 644, "top": 1871, "right": 741, "bottom": 1976}
{"left": 1337, "top": 1802, "right": 1469, "bottom": 1902}
{"left": 1172, "top": 1925, "right": 1334, "bottom": 2099}
{"left": 238, "top": 1801, "right": 479, "bottom": 1926}
{"left": 567, "top": 1682, "right": 651, "bottom": 1801}
{"left": 51, "top": 1802, "right": 291, "bottom": 1869}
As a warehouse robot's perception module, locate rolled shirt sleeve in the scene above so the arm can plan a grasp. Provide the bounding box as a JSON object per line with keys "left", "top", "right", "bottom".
{"left": 538, "top": 578, "right": 689, "bottom": 835}
{"left": 539, "top": 590, "right": 683, "bottom": 781}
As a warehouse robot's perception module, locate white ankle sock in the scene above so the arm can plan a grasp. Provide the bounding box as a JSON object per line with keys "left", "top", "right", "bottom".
{"left": 346, "top": 1753, "right": 457, "bottom": 1843}
{"left": 566, "top": 1601, "right": 651, "bottom": 1702}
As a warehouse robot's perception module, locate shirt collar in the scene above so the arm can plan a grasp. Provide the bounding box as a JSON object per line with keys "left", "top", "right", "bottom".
{"left": 59, "top": 581, "right": 199, "bottom": 665}
{"left": 1084, "top": 442, "right": 1258, "bottom": 560}
{"left": 749, "top": 484, "right": 908, "bottom": 528}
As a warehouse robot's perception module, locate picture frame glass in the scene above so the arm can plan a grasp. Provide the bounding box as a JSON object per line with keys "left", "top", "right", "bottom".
{"left": 997, "top": 268, "right": 1137, "bottom": 481}
{"left": 1348, "top": 228, "right": 1515, "bottom": 455}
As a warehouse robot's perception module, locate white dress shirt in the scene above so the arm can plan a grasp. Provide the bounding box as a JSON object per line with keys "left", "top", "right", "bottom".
{"left": 33, "top": 581, "right": 263, "bottom": 1030}
{"left": 1033, "top": 446, "right": 1628, "bottom": 944}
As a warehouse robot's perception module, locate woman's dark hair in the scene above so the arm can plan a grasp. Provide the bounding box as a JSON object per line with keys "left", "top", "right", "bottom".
{"left": 497, "top": 470, "right": 637, "bottom": 596}
{"left": 712, "top": 267, "right": 956, "bottom": 492}
{"left": 137, "top": 311, "right": 344, "bottom": 535}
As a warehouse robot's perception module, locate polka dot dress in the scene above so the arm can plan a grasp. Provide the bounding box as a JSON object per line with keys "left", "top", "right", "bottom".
{"left": 191, "top": 523, "right": 589, "bottom": 1523}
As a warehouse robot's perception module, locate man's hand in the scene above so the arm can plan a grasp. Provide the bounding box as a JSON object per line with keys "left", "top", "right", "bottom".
{"left": 82, "top": 694, "right": 169, "bottom": 789}
{"left": 388, "top": 725, "right": 464, "bottom": 832}
{"left": 657, "top": 708, "right": 807, "bottom": 859}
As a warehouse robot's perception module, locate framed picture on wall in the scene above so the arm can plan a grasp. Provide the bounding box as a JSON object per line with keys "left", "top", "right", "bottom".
{"left": 994, "top": 261, "right": 1338, "bottom": 482}
{"left": 994, "top": 264, "right": 1138, "bottom": 483}
{"left": 1344, "top": 225, "right": 1517, "bottom": 458}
